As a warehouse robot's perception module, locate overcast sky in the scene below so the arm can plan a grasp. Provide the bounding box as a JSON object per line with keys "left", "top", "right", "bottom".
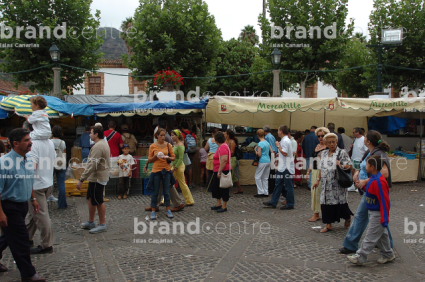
{"left": 91, "top": 0, "right": 375, "bottom": 40}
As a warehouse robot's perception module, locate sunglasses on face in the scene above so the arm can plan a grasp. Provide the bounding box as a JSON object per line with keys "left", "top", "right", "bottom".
{"left": 318, "top": 135, "right": 324, "bottom": 138}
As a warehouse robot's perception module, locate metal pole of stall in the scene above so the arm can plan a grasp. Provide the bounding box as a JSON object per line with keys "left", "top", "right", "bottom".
{"left": 324, "top": 109, "right": 326, "bottom": 127}
{"left": 289, "top": 112, "right": 292, "bottom": 130}
{"left": 419, "top": 112, "right": 422, "bottom": 182}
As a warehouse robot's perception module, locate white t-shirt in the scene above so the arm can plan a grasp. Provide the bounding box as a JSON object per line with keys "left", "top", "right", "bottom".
{"left": 290, "top": 137, "right": 297, "bottom": 156}
{"left": 28, "top": 109, "right": 51, "bottom": 140}
{"left": 28, "top": 139, "right": 56, "bottom": 190}
{"left": 278, "top": 136, "right": 295, "bottom": 174}
{"left": 51, "top": 138, "right": 66, "bottom": 152}
{"left": 118, "top": 154, "right": 135, "bottom": 177}
{"left": 352, "top": 136, "right": 368, "bottom": 161}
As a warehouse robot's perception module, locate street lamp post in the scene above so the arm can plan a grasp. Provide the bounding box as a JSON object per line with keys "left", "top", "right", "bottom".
{"left": 49, "top": 43, "right": 61, "bottom": 98}
{"left": 271, "top": 48, "right": 281, "bottom": 97}
{"left": 367, "top": 28, "right": 403, "bottom": 94}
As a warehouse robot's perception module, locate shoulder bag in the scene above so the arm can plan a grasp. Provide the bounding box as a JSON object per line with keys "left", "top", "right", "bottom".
{"left": 218, "top": 144, "right": 233, "bottom": 188}
{"left": 335, "top": 149, "right": 353, "bottom": 188}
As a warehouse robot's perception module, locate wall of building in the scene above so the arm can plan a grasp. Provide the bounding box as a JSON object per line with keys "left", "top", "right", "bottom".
{"left": 73, "top": 68, "right": 131, "bottom": 95}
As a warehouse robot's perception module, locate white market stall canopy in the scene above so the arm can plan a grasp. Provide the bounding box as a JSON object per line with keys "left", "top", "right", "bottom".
{"left": 206, "top": 96, "right": 425, "bottom": 131}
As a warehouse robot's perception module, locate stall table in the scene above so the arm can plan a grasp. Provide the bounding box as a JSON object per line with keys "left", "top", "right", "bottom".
{"left": 389, "top": 158, "right": 419, "bottom": 183}
{"left": 238, "top": 159, "right": 257, "bottom": 186}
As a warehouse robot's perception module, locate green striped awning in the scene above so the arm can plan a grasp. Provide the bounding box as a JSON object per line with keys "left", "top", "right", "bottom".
{"left": 0, "top": 95, "right": 62, "bottom": 117}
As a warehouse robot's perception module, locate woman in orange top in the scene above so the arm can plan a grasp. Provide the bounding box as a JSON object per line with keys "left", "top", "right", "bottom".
{"left": 148, "top": 128, "right": 175, "bottom": 219}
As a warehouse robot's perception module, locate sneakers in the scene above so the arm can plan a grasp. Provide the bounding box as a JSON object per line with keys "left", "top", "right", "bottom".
{"left": 151, "top": 211, "right": 157, "bottom": 220}
{"left": 89, "top": 224, "right": 107, "bottom": 234}
{"left": 81, "top": 221, "right": 96, "bottom": 230}
{"left": 166, "top": 210, "right": 174, "bottom": 218}
{"left": 47, "top": 195, "right": 58, "bottom": 202}
{"left": 377, "top": 254, "right": 396, "bottom": 264}
{"left": 347, "top": 254, "right": 363, "bottom": 265}
{"left": 347, "top": 185, "right": 357, "bottom": 192}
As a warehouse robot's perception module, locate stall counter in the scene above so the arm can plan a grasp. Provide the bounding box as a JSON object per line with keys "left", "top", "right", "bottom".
{"left": 390, "top": 158, "right": 419, "bottom": 183}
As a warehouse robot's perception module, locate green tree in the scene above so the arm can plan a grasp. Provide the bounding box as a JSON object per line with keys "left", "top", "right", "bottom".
{"left": 259, "top": 0, "right": 354, "bottom": 97}
{"left": 239, "top": 25, "right": 259, "bottom": 46}
{"left": 207, "top": 38, "right": 257, "bottom": 96}
{"left": 0, "top": 0, "right": 103, "bottom": 93}
{"left": 369, "top": 0, "right": 425, "bottom": 92}
{"left": 321, "top": 37, "right": 377, "bottom": 97}
{"left": 123, "top": 0, "right": 222, "bottom": 92}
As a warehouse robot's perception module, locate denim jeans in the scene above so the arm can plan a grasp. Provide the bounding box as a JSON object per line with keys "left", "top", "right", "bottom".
{"left": 54, "top": 169, "right": 67, "bottom": 209}
{"left": 343, "top": 193, "right": 393, "bottom": 250}
{"left": 270, "top": 169, "right": 294, "bottom": 207}
{"left": 306, "top": 158, "right": 311, "bottom": 188}
{"left": 151, "top": 171, "right": 171, "bottom": 208}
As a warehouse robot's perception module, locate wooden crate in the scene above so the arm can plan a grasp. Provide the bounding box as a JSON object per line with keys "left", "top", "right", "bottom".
{"left": 65, "top": 179, "right": 88, "bottom": 197}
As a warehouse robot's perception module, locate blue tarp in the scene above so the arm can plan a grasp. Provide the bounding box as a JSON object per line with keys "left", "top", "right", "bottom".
{"left": 0, "top": 108, "right": 8, "bottom": 119}
{"left": 42, "top": 95, "right": 94, "bottom": 116}
{"left": 91, "top": 100, "right": 208, "bottom": 114}
{"left": 368, "top": 116, "right": 408, "bottom": 134}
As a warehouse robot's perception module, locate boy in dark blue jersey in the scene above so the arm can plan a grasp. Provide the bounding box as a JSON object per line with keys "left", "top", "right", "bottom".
{"left": 347, "top": 155, "right": 395, "bottom": 265}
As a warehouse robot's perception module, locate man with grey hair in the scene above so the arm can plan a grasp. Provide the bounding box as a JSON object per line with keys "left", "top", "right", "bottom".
{"left": 327, "top": 123, "right": 344, "bottom": 150}
{"left": 263, "top": 125, "right": 277, "bottom": 194}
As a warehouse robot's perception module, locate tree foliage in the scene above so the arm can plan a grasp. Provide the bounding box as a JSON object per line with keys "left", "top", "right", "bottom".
{"left": 259, "top": 0, "right": 354, "bottom": 97}
{"left": 239, "top": 25, "right": 259, "bottom": 46}
{"left": 123, "top": 0, "right": 222, "bottom": 92}
{"left": 0, "top": 0, "right": 103, "bottom": 93}
{"left": 369, "top": 0, "right": 425, "bottom": 91}
{"left": 207, "top": 38, "right": 258, "bottom": 96}
{"left": 321, "top": 37, "right": 377, "bottom": 97}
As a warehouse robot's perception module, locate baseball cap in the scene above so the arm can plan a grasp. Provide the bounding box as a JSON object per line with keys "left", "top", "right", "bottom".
{"left": 123, "top": 144, "right": 129, "bottom": 148}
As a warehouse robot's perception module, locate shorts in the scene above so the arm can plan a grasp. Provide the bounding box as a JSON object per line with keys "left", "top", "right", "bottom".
{"left": 200, "top": 162, "right": 206, "bottom": 169}
{"left": 352, "top": 160, "right": 361, "bottom": 170}
{"left": 87, "top": 182, "right": 105, "bottom": 206}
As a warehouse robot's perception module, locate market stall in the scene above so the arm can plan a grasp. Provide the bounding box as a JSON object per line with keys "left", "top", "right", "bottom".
{"left": 207, "top": 96, "right": 425, "bottom": 184}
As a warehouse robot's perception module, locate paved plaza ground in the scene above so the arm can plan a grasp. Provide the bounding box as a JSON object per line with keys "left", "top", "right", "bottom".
{"left": 1, "top": 182, "right": 425, "bottom": 282}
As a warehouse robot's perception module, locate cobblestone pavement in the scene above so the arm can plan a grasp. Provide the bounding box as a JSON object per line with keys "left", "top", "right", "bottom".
{"left": 1, "top": 182, "right": 425, "bottom": 282}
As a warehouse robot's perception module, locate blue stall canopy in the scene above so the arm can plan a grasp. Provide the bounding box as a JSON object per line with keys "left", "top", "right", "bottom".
{"left": 92, "top": 100, "right": 208, "bottom": 117}
{"left": 0, "top": 108, "right": 8, "bottom": 119}
{"left": 42, "top": 95, "right": 93, "bottom": 116}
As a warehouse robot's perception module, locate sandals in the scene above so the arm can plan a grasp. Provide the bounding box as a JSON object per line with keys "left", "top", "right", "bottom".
{"left": 320, "top": 227, "right": 333, "bottom": 233}
{"left": 344, "top": 218, "right": 352, "bottom": 229}
{"left": 308, "top": 217, "right": 321, "bottom": 222}
{"left": 233, "top": 191, "right": 243, "bottom": 194}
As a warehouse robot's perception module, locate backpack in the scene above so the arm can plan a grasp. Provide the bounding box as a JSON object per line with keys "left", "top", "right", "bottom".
{"left": 185, "top": 131, "right": 197, "bottom": 154}
{"left": 234, "top": 145, "right": 243, "bottom": 160}
{"left": 55, "top": 140, "right": 64, "bottom": 167}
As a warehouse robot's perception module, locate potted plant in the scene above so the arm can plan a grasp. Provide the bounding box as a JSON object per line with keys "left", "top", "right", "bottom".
{"left": 153, "top": 68, "right": 184, "bottom": 91}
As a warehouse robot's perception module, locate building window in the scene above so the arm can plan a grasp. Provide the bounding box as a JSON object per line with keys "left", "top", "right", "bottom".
{"left": 88, "top": 76, "right": 101, "bottom": 94}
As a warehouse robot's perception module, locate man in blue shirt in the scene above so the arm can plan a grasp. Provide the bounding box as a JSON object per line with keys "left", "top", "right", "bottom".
{"left": 0, "top": 128, "right": 46, "bottom": 281}
{"left": 79, "top": 125, "right": 92, "bottom": 162}
{"left": 302, "top": 126, "right": 319, "bottom": 190}
{"left": 263, "top": 125, "right": 277, "bottom": 194}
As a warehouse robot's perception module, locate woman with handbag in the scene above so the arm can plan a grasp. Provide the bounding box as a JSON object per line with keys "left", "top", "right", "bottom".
{"left": 147, "top": 128, "right": 176, "bottom": 219}
{"left": 210, "top": 131, "right": 232, "bottom": 213}
{"left": 307, "top": 127, "right": 329, "bottom": 222}
{"left": 253, "top": 129, "right": 271, "bottom": 197}
{"left": 312, "top": 133, "right": 353, "bottom": 233}
{"left": 224, "top": 129, "right": 243, "bottom": 194}
{"left": 204, "top": 131, "right": 219, "bottom": 192}
{"left": 171, "top": 130, "right": 195, "bottom": 206}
